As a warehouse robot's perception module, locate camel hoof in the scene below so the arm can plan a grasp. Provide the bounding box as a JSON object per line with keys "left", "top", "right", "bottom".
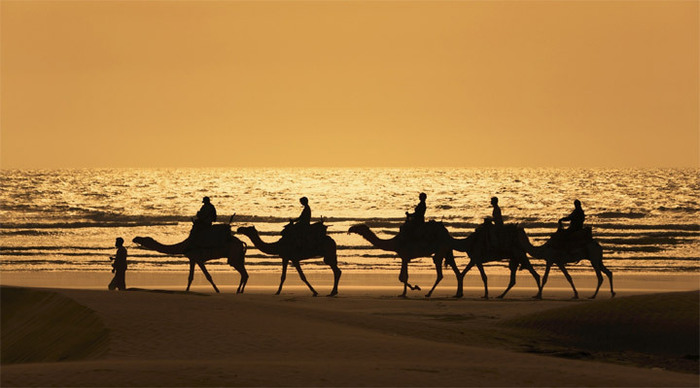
{"left": 453, "top": 294, "right": 463, "bottom": 299}
{"left": 424, "top": 293, "right": 432, "bottom": 298}
{"left": 398, "top": 294, "right": 408, "bottom": 298}
{"left": 496, "top": 295, "right": 505, "bottom": 300}
{"left": 326, "top": 292, "right": 337, "bottom": 297}
{"left": 611, "top": 292, "right": 616, "bottom": 298}
{"left": 481, "top": 295, "right": 489, "bottom": 300}
{"left": 533, "top": 294, "right": 542, "bottom": 300}
{"left": 571, "top": 295, "right": 579, "bottom": 300}
{"left": 414, "top": 285, "right": 422, "bottom": 291}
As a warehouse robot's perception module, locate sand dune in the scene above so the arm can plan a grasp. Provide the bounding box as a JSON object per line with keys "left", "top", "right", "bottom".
{"left": 1, "top": 285, "right": 698, "bottom": 387}
{"left": 1, "top": 287, "right": 108, "bottom": 364}
{"left": 506, "top": 291, "right": 699, "bottom": 373}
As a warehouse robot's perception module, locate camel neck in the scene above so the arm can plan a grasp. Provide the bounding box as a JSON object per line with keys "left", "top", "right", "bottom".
{"left": 242, "top": 230, "right": 280, "bottom": 255}
{"left": 356, "top": 228, "right": 399, "bottom": 252}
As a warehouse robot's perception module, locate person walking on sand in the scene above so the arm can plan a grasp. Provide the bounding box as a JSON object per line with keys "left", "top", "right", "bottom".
{"left": 559, "top": 199, "right": 585, "bottom": 233}
{"left": 108, "top": 237, "right": 128, "bottom": 291}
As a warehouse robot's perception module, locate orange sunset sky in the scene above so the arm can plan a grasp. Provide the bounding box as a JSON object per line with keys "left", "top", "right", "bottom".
{"left": 1, "top": 1, "right": 698, "bottom": 169}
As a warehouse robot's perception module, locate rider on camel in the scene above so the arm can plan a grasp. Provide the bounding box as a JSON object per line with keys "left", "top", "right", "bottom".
{"left": 195, "top": 196, "right": 217, "bottom": 228}
{"left": 559, "top": 199, "right": 585, "bottom": 233}
{"left": 406, "top": 192, "right": 427, "bottom": 224}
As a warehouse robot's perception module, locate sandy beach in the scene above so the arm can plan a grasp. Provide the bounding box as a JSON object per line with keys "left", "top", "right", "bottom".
{"left": 1, "top": 270, "right": 698, "bottom": 387}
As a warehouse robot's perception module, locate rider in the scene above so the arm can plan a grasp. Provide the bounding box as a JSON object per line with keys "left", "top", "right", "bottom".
{"left": 195, "top": 196, "right": 217, "bottom": 228}
{"left": 292, "top": 196, "right": 311, "bottom": 226}
{"left": 485, "top": 196, "right": 503, "bottom": 246}
{"left": 489, "top": 196, "right": 503, "bottom": 227}
{"left": 559, "top": 199, "right": 585, "bottom": 234}
{"left": 405, "top": 192, "right": 427, "bottom": 224}
{"left": 289, "top": 197, "right": 312, "bottom": 247}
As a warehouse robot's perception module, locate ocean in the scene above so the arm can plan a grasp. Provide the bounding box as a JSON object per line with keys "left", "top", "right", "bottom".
{"left": 1, "top": 168, "right": 698, "bottom": 274}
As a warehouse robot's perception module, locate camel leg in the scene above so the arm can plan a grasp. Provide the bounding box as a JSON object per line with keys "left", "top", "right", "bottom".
{"left": 293, "top": 261, "right": 318, "bottom": 297}
{"left": 557, "top": 263, "right": 578, "bottom": 299}
{"left": 398, "top": 260, "right": 416, "bottom": 297}
{"left": 399, "top": 261, "right": 408, "bottom": 297}
{"left": 327, "top": 264, "right": 341, "bottom": 297}
{"left": 602, "top": 264, "right": 615, "bottom": 297}
{"left": 476, "top": 263, "right": 489, "bottom": 299}
{"left": 521, "top": 258, "right": 541, "bottom": 299}
{"left": 230, "top": 259, "right": 248, "bottom": 294}
{"left": 197, "top": 262, "right": 220, "bottom": 293}
{"left": 497, "top": 260, "right": 518, "bottom": 299}
{"left": 461, "top": 261, "right": 475, "bottom": 280}
{"left": 539, "top": 262, "right": 554, "bottom": 298}
{"left": 446, "top": 254, "right": 463, "bottom": 298}
{"left": 425, "top": 254, "right": 444, "bottom": 298}
{"left": 323, "top": 240, "right": 341, "bottom": 297}
{"left": 589, "top": 262, "right": 604, "bottom": 299}
{"left": 186, "top": 261, "right": 196, "bottom": 291}
{"left": 591, "top": 243, "right": 615, "bottom": 298}
{"left": 276, "top": 258, "right": 289, "bottom": 295}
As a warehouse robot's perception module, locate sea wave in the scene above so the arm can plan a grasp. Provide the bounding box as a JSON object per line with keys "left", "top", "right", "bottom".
{"left": 596, "top": 212, "right": 646, "bottom": 219}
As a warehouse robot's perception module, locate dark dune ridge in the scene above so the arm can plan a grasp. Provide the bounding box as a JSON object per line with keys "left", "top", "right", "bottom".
{"left": 1, "top": 286, "right": 109, "bottom": 364}
{"left": 506, "top": 290, "right": 700, "bottom": 373}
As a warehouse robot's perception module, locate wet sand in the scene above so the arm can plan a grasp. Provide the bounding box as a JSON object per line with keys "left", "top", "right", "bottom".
{"left": 1, "top": 270, "right": 698, "bottom": 386}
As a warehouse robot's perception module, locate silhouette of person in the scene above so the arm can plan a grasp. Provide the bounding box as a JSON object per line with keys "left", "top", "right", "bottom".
{"left": 406, "top": 192, "right": 427, "bottom": 224}
{"left": 196, "top": 196, "right": 217, "bottom": 228}
{"left": 485, "top": 196, "right": 503, "bottom": 246}
{"left": 108, "top": 237, "right": 127, "bottom": 291}
{"left": 490, "top": 196, "right": 503, "bottom": 227}
{"left": 292, "top": 197, "right": 311, "bottom": 226}
{"left": 559, "top": 199, "right": 585, "bottom": 233}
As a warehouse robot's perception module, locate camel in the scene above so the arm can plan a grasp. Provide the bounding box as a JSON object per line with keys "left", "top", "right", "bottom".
{"left": 451, "top": 225, "right": 541, "bottom": 299}
{"left": 348, "top": 222, "right": 463, "bottom": 298}
{"left": 132, "top": 224, "right": 248, "bottom": 293}
{"left": 516, "top": 227, "right": 615, "bottom": 299}
{"left": 236, "top": 224, "right": 341, "bottom": 296}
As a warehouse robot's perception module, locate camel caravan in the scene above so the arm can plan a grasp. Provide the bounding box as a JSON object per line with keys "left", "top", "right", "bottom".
{"left": 131, "top": 194, "right": 615, "bottom": 299}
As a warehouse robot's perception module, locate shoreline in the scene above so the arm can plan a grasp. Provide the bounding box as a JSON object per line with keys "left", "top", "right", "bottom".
{"left": 1, "top": 270, "right": 697, "bottom": 297}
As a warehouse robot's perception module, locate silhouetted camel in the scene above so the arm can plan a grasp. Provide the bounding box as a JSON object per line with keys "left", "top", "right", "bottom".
{"left": 132, "top": 224, "right": 248, "bottom": 293}
{"left": 348, "top": 223, "right": 463, "bottom": 298}
{"left": 451, "top": 225, "right": 541, "bottom": 299}
{"left": 516, "top": 228, "right": 615, "bottom": 299}
{"left": 236, "top": 225, "right": 341, "bottom": 296}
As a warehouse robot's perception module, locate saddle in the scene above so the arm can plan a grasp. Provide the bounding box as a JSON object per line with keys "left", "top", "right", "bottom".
{"left": 547, "top": 227, "right": 593, "bottom": 251}
{"left": 398, "top": 220, "right": 445, "bottom": 250}
{"left": 281, "top": 221, "right": 328, "bottom": 249}
{"left": 188, "top": 224, "right": 233, "bottom": 249}
{"left": 475, "top": 223, "right": 518, "bottom": 252}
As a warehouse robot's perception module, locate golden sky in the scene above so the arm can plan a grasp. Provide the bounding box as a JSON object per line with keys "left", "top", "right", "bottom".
{"left": 1, "top": 1, "right": 698, "bottom": 168}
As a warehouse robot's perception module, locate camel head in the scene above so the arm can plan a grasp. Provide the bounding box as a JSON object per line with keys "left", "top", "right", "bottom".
{"left": 348, "top": 224, "right": 371, "bottom": 236}
{"left": 132, "top": 236, "right": 154, "bottom": 246}
{"left": 236, "top": 226, "right": 258, "bottom": 237}
{"left": 132, "top": 236, "right": 159, "bottom": 250}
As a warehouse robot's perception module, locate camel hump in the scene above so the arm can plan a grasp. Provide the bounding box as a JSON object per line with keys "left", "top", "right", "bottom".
{"left": 189, "top": 223, "right": 233, "bottom": 248}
